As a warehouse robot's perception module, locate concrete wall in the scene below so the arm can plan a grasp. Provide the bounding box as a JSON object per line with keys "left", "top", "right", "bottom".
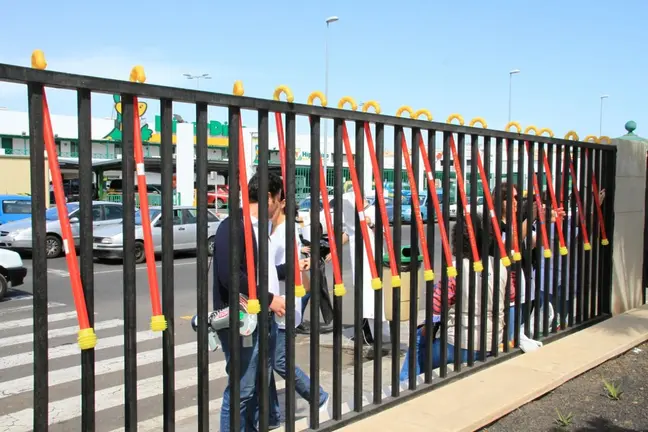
{"left": 0, "top": 155, "right": 50, "bottom": 207}
{"left": 611, "top": 137, "right": 648, "bottom": 314}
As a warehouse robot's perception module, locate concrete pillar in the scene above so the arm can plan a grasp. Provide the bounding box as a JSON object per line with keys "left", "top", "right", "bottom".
{"left": 175, "top": 123, "right": 194, "bottom": 206}
{"left": 611, "top": 121, "right": 648, "bottom": 314}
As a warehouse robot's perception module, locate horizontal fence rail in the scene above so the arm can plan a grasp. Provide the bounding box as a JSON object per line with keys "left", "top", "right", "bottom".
{"left": 0, "top": 62, "right": 617, "bottom": 432}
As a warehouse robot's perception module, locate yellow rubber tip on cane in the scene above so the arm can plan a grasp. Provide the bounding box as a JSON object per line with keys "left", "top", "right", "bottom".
{"left": 391, "top": 275, "right": 401, "bottom": 288}
{"left": 423, "top": 269, "right": 434, "bottom": 281}
{"left": 371, "top": 277, "right": 382, "bottom": 290}
{"left": 338, "top": 96, "right": 357, "bottom": 111}
{"left": 544, "top": 249, "right": 552, "bottom": 259}
{"left": 31, "top": 50, "right": 47, "bottom": 70}
{"left": 362, "top": 101, "right": 381, "bottom": 114}
{"left": 150, "top": 314, "right": 167, "bottom": 332}
{"left": 513, "top": 252, "right": 522, "bottom": 262}
{"left": 473, "top": 261, "right": 484, "bottom": 273}
{"left": 601, "top": 239, "right": 609, "bottom": 246}
{"left": 273, "top": 85, "right": 294, "bottom": 102}
{"left": 307, "top": 91, "right": 327, "bottom": 107}
{"left": 334, "top": 283, "right": 346, "bottom": 296}
{"left": 560, "top": 246, "right": 569, "bottom": 255}
{"left": 295, "top": 284, "right": 306, "bottom": 298}
{"left": 246, "top": 299, "right": 261, "bottom": 314}
{"left": 77, "top": 327, "right": 97, "bottom": 350}
{"left": 129, "top": 65, "right": 146, "bottom": 83}
{"left": 584, "top": 242, "right": 592, "bottom": 251}
{"left": 501, "top": 256, "right": 512, "bottom": 267}
{"left": 447, "top": 266, "right": 458, "bottom": 278}
{"left": 233, "top": 80, "right": 244, "bottom": 96}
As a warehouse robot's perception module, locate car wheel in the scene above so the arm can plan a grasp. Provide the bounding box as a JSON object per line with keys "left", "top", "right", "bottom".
{"left": 217, "top": 199, "right": 226, "bottom": 209}
{"left": 0, "top": 273, "right": 8, "bottom": 301}
{"left": 45, "top": 234, "right": 63, "bottom": 259}
{"left": 134, "top": 241, "right": 146, "bottom": 264}
{"left": 208, "top": 236, "right": 215, "bottom": 256}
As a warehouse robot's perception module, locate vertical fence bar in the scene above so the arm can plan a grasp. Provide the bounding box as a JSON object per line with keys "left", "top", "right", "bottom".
{"left": 257, "top": 108, "right": 270, "bottom": 432}
{"left": 567, "top": 145, "right": 578, "bottom": 328}
{"left": 78, "top": 88, "right": 96, "bottom": 432}
{"left": 227, "top": 106, "right": 242, "bottom": 432}
{"left": 309, "top": 115, "right": 322, "bottom": 426}
{"left": 409, "top": 127, "right": 421, "bottom": 387}
{"left": 392, "top": 125, "right": 403, "bottom": 392}
{"left": 480, "top": 136, "right": 491, "bottom": 360}
{"left": 553, "top": 143, "right": 564, "bottom": 333}
{"left": 284, "top": 111, "right": 297, "bottom": 431}
{"left": 353, "top": 119, "right": 365, "bottom": 411}
{"left": 590, "top": 149, "right": 600, "bottom": 317}
{"left": 332, "top": 118, "right": 344, "bottom": 419}
{"left": 440, "top": 131, "right": 451, "bottom": 377}
{"left": 195, "top": 102, "right": 210, "bottom": 432}
{"left": 121, "top": 94, "right": 138, "bottom": 430}
{"left": 525, "top": 140, "right": 535, "bottom": 340}
{"left": 467, "top": 135, "right": 478, "bottom": 364}
{"left": 492, "top": 137, "right": 503, "bottom": 356}
{"left": 602, "top": 149, "right": 616, "bottom": 315}
{"left": 454, "top": 133, "right": 465, "bottom": 371}
{"left": 373, "top": 122, "right": 385, "bottom": 400}
{"left": 516, "top": 140, "right": 527, "bottom": 338}
{"left": 28, "top": 83, "right": 48, "bottom": 432}
{"left": 584, "top": 147, "right": 594, "bottom": 320}
{"left": 576, "top": 147, "right": 586, "bottom": 324}
{"left": 425, "top": 130, "right": 437, "bottom": 379}
{"left": 502, "top": 138, "right": 512, "bottom": 352}
{"left": 160, "top": 98, "right": 175, "bottom": 431}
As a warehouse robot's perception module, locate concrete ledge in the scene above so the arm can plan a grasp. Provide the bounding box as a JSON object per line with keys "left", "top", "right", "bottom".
{"left": 343, "top": 305, "right": 648, "bottom": 432}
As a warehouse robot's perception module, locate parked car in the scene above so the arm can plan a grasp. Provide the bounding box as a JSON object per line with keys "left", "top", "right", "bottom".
{"left": 92, "top": 206, "right": 221, "bottom": 263}
{"left": 383, "top": 190, "right": 443, "bottom": 224}
{"left": 207, "top": 185, "right": 229, "bottom": 209}
{"left": 449, "top": 196, "right": 485, "bottom": 220}
{"left": 0, "top": 195, "right": 32, "bottom": 225}
{"left": 0, "top": 201, "right": 124, "bottom": 258}
{"left": 0, "top": 248, "right": 27, "bottom": 300}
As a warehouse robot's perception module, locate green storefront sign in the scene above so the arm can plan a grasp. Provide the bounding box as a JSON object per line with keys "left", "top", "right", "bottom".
{"left": 154, "top": 115, "right": 229, "bottom": 137}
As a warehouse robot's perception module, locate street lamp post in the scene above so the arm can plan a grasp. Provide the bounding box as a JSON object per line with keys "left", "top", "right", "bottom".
{"left": 599, "top": 95, "right": 609, "bottom": 136}
{"left": 508, "top": 69, "right": 520, "bottom": 123}
{"left": 322, "top": 16, "right": 339, "bottom": 173}
{"left": 183, "top": 73, "right": 211, "bottom": 90}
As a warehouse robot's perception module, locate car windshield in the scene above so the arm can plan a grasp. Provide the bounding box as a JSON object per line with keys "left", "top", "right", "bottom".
{"left": 135, "top": 209, "right": 162, "bottom": 225}
{"left": 45, "top": 204, "right": 79, "bottom": 221}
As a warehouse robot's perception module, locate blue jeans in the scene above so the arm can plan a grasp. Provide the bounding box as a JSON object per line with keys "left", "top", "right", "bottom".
{"left": 300, "top": 292, "right": 311, "bottom": 317}
{"left": 217, "top": 319, "right": 276, "bottom": 432}
{"left": 399, "top": 327, "right": 480, "bottom": 382}
{"left": 269, "top": 328, "right": 328, "bottom": 424}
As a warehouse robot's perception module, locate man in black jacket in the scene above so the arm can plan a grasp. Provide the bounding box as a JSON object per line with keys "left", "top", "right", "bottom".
{"left": 213, "top": 172, "right": 287, "bottom": 432}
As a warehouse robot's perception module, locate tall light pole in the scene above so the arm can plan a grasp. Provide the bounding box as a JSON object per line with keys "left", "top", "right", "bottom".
{"left": 599, "top": 95, "right": 609, "bottom": 136}
{"left": 322, "top": 15, "right": 339, "bottom": 173}
{"left": 508, "top": 69, "right": 520, "bottom": 123}
{"left": 183, "top": 73, "right": 211, "bottom": 90}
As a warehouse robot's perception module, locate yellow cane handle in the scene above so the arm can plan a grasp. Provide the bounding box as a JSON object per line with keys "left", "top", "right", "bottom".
{"left": 273, "top": 85, "right": 294, "bottom": 102}
{"left": 505, "top": 121, "right": 522, "bottom": 133}
{"left": 564, "top": 131, "right": 579, "bottom": 141}
{"left": 469, "top": 117, "right": 487, "bottom": 128}
{"left": 396, "top": 106, "right": 414, "bottom": 118}
{"left": 413, "top": 109, "right": 433, "bottom": 121}
{"left": 307, "top": 91, "right": 327, "bottom": 107}
{"left": 524, "top": 125, "right": 539, "bottom": 135}
{"left": 598, "top": 136, "right": 611, "bottom": 144}
{"left": 584, "top": 135, "right": 598, "bottom": 143}
{"left": 129, "top": 66, "right": 146, "bottom": 83}
{"left": 338, "top": 96, "right": 358, "bottom": 110}
{"left": 233, "top": 80, "right": 244, "bottom": 96}
{"left": 31, "top": 50, "right": 47, "bottom": 70}
{"left": 362, "top": 100, "right": 381, "bottom": 114}
{"left": 446, "top": 113, "right": 465, "bottom": 125}
{"left": 538, "top": 128, "right": 554, "bottom": 137}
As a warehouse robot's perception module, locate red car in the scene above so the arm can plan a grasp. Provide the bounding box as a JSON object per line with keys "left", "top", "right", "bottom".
{"left": 207, "top": 185, "right": 229, "bottom": 209}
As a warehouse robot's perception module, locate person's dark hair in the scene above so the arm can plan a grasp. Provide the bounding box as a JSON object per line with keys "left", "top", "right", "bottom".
{"left": 493, "top": 182, "right": 516, "bottom": 215}
{"left": 248, "top": 172, "right": 283, "bottom": 203}
{"left": 451, "top": 213, "right": 483, "bottom": 257}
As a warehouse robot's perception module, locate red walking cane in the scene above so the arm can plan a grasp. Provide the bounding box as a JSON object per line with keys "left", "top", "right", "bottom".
{"left": 412, "top": 109, "right": 457, "bottom": 278}
{"left": 233, "top": 81, "right": 260, "bottom": 313}
{"left": 523, "top": 141, "right": 552, "bottom": 259}
{"left": 584, "top": 148, "right": 609, "bottom": 246}
{"left": 271, "top": 86, "right": 307, "bottom": 297}
{"left": 32, "top": 50, "right": 96, "bottom": 350}
{"left": 129, "top": 66, "right": 166, "bottom": 332}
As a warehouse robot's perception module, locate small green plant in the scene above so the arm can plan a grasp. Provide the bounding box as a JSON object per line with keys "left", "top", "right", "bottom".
{"left": 555, "top": 409, "right": 573, "bottom": 428}
{"left": 603, "top": 379, "right": 623, "bottom": 400}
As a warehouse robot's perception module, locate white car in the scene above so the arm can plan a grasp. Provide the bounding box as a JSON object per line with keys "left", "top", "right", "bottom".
{"left": 0, "top": 248, "right": 27, "bottom": 300}
{"left": 449, "top": 197, "right": 485, "bottom": 220}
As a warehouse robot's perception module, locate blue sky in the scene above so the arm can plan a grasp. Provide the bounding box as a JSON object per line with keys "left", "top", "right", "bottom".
{"left": 0, "top": 0, "right": 645, "bottom": 141}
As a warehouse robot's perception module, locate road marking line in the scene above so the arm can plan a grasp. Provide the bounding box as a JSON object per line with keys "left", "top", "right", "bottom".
{"left": 3, "top": 295, "right": 33, "bottom": 302}
{"left": 92, "top": 260, "right": 197, "bottom": 276}
{"left": 1, "top": 311, "right": 79, "bottom": 331}
{"left": 0, "top": 340, "right": 197, "bottom": 400}
{"left": 0, "top": 302, "right": 64, "bottom": 317}
{"left": 0, "top": 328, "right": 160, "bottom": 371}
{"left": 179, "top": 315, "right": 193, "bottom": 320}
{"left": 0, "top": 358, "right": 228, "bottom": 431}
{"left": 47, "top": 269, "right": 70, "bottom": 277}
{"left": 0, "top": 319, "right": 123, "bottom": 348}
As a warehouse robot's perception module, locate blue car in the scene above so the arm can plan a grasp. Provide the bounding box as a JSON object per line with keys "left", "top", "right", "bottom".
{"left": 382, "top": 189, "right": 443, "bottom": 224}
{"left": 0, "top": 195, "right": 32, "bottom": 225}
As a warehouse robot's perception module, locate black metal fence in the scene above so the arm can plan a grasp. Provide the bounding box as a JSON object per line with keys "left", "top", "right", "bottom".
{"left": 0, "top": 62, "right": 617, "bottom": 431}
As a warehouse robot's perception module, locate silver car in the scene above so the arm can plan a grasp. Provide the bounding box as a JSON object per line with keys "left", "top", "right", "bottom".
{"left": 0, "top": 201, "right": 124, "bottom": 258}
{"left": 92, "top": 206, "right": 221, "bottom": 263}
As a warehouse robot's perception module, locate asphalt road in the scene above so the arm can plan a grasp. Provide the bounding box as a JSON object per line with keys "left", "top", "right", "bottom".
{"left": 0, "top": 223, "right": 446, "bottom": 431}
